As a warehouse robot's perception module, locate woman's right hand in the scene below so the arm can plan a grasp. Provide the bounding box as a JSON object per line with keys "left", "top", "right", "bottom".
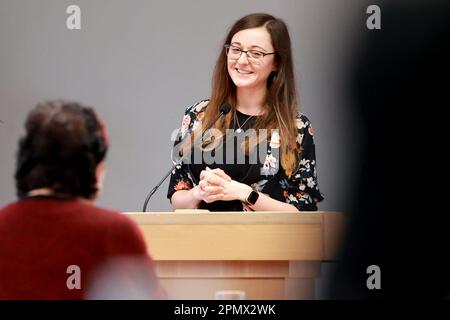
{"left": 194, "top": 168, "right": 231, "bottom": 203}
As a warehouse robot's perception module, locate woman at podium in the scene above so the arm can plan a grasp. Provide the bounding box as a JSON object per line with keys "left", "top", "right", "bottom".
{"left": 168, "top": 13, "right": 324, "bottom": 212}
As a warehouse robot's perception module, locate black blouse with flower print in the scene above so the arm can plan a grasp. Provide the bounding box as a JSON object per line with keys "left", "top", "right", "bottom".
{"left": 167, "top": 100, "right": 324, "bottom": 211}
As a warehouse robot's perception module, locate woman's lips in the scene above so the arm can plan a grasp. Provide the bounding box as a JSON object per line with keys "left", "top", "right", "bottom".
{"left": 235, "top": 68, "right": 253, "bottom": 74}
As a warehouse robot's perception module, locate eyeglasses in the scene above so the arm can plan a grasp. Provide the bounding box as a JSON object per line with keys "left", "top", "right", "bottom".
{"left": 224, "top": 44, "right": 275, "bottom": 64}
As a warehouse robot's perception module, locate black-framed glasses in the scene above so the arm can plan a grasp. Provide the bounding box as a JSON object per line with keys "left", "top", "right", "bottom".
{"left": 224, "top": 44, "right": 275, "bottom": 64}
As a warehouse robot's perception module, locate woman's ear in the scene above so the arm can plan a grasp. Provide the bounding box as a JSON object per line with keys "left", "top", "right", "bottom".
{"left": 95, "top": 161, "right": 107, "bottom": 196}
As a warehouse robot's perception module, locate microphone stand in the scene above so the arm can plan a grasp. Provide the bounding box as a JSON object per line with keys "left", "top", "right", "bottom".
{"left": 142, "top": 109, "right": 228, "bottom": 212}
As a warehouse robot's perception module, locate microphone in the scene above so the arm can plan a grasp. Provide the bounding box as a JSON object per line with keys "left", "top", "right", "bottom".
{"left": 142, "top": 103, "right": 231, "bottom": 212}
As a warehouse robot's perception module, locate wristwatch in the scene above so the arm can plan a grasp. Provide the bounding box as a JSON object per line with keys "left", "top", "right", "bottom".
{"left": 243, "top": 189, "right": 259, "bottom": 206}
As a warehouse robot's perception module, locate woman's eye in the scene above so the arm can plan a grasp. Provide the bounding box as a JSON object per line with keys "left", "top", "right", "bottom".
{"left": 251, "top": 51, "right": 263, "bottom": 58}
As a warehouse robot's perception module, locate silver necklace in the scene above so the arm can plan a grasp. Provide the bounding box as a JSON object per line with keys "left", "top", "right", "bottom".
{"left": 235, "top": 114, "right": 254, "bottom": 133}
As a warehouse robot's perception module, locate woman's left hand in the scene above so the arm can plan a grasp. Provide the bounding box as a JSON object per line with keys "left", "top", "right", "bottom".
{"left": 201, "top": 169, "right": 252, "bottom": 202}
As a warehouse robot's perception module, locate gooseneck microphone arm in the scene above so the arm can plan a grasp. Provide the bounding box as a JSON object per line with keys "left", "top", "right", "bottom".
{"left": 142, "top": 103, "right": 231, "bottom": 212}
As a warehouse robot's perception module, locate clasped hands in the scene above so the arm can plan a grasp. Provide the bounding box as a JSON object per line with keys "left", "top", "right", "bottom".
{"left": 192, "top": 167, "right": 252, "bottom": 204}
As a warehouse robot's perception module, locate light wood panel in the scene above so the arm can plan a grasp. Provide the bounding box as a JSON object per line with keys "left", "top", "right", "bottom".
{"left": 159, "top": 278, "right": 286, "bottom": 300}
{"left": 124, "top": 211, "right": 345, "bottom": 299}
{"left": 125, "top": 211, "right": 345, "bottom": 261}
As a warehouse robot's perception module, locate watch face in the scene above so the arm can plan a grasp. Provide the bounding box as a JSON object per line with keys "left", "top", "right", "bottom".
{"left": 247, "top": 190, "right": 259, "bottom": 205}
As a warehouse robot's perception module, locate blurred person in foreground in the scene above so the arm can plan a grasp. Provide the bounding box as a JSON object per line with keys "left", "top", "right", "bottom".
{"left": 0, "top": 100, "right": 165, "bottom": 299}
{"left": 327, "top": 1, "right": 450, "bottom": 299}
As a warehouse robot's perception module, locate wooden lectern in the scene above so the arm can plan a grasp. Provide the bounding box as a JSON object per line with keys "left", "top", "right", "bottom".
{"left": 125, "top": 211, "right": 345, "bottom": 300}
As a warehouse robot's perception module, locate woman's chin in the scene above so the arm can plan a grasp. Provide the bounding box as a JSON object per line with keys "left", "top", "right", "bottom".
{"left": 231, "top": 78, "right": 256, "bottom": 88}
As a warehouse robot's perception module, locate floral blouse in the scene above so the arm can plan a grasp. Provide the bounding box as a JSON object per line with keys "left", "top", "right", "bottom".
{"left": 167, "top": 100, "right": 324, "bottom": 211}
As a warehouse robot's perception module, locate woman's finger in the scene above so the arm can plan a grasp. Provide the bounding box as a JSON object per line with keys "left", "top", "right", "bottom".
{"left": 203, "top": 174, "right": 227, "bottom": 187}
{"left": 200, "top": 170, "right": 207, "bottom": 180}
{"left": 203, "top": 185, "right": 223, "bottom": 194}
{"left": 210, "top": 168, "right": 231, "bottom": 181}
{"left": 204, "top": 193, "right": 224, "bottom": 203}
{"left": 199, "top": 180, "right": 208, "bottom": 190}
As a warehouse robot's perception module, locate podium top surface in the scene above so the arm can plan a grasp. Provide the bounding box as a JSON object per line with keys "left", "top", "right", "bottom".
{"left": 123, "top": 211, "right": 346, "bottom": 261}
{"left": 123, "top": 211, "right": 343, "bottom": 225}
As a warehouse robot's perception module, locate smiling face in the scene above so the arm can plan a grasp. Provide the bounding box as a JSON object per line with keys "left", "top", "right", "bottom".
{"left": 227, "top": 27, "right": 277, "bottom": 91}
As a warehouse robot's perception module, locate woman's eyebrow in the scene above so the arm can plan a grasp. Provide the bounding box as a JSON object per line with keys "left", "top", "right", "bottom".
{"left": 230, "top": 42, "right": 268, "bottom": 51}
{"left": 250, "top": 45, "right": 268, "bottom": 51}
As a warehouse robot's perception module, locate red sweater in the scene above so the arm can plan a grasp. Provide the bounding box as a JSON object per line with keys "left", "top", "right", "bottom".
{"left": 0, "top": 197, "right": 163, "bottom": 299}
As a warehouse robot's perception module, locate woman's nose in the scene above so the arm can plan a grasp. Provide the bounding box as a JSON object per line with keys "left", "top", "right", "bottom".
{"left": 237, "top": 52, "right": 249, "bottom": 65}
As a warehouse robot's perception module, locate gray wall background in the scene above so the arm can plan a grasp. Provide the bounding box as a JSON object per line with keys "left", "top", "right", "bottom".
{"left": 0, "top": 0, "right": 366, "bottom": 213}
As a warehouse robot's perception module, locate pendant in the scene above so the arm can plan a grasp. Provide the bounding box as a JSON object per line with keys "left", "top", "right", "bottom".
{"left": 236, "top": 128, "right": 242, "bottom": 133}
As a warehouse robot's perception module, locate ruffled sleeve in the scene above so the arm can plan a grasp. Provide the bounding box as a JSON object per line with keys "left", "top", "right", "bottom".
{"left": 280, "top": 114, "right": 324, "bottom": 211}
{"left": 167, "top": 100, "right": 208, "bottom": 201}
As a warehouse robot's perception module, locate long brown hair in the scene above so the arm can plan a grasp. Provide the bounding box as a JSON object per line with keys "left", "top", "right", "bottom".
{"left": 195, "top": 13, "right": 300, "bottom": 177}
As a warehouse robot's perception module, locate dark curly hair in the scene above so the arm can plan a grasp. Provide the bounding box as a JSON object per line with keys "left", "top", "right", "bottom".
{"left": 15, "top": 100, "right": 108, "bottom": 199}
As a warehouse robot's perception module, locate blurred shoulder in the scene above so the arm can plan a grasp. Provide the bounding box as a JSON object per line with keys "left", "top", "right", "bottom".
{"left": 75, "top": 202, "right": 140, "bottom": 233}
{"left": 78, "top": 203, "right": 147, "bottom": 251}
